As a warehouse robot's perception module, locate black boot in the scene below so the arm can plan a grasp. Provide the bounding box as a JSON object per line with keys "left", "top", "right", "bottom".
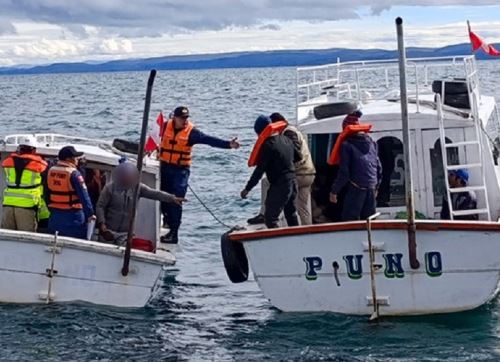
{"left": 247, "top": 213, "right": 265, "bottom": 225}
{"left": 160, "top": 229, "right": 179, "bottom": 244}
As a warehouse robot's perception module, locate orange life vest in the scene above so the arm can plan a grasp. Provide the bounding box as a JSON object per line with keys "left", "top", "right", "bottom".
{"left": 1, "top": 153, "right": 47, "bottom": 174}
{"left": 47, "top": 161, "right": 83, "bottom": 210}
{"left": 159, "top": 119, "right": 195, "bottom": 167}
{"left": 327, "top": 124, "right": 373, "bottom": 165}
{"left": 248, "top": 121, "right": 288, "bottom": 167}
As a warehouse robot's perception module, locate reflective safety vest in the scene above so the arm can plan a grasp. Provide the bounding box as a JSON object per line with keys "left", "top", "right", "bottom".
{"left": 47, "top": 161, "right": 83, "bottom": 210}
{"left": 248, "top": 121, "right": 288, "bottom": 167}
{"left": 159, "top": 119, "right": 195, "bottom": 167}
{"left": 328, "top": 124, "right": 373, "bottom": 165}
{"left": 2, "top": 153, "right": 47, "bottom": 210}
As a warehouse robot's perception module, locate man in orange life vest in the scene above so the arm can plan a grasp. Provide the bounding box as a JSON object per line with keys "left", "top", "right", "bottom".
{"left": 159, "top": 106, "right": 240, "bottom": 244}
{"left": 47, "top": 146, "right": 96, "bottom": 239}
{"left": 329, "top": 112, "right": 382, "bottom": 221}
{"left": 1, "top": 139, "right": 48, "bottom": 232}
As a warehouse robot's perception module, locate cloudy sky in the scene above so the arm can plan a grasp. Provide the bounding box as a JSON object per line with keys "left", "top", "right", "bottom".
{"left": 0, "top": 1, "right": 499, "bottom": 66}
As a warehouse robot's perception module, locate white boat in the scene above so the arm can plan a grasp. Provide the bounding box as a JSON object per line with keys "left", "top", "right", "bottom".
{"left": 221, "top": 54, "right": 500, "bottom": 316}
{"left": 0, "top": 134, "right": 174, "bottom": 308}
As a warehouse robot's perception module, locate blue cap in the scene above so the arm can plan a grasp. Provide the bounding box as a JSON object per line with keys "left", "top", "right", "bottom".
{"left": 451, "top": 169, "right": 469, "bottom": 183}
{"left": 254, "top": 115, "right": 271, "bottom": 135}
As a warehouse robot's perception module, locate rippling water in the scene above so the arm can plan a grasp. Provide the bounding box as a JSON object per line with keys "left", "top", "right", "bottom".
{"left": 1, "top": 62, "right": 500, "bottom": 361}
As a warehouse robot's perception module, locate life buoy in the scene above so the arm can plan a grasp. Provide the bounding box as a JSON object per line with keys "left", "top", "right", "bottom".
{"left": 220, "top": 229, "right": 249, "bottom": 283}
{"left": 327, "top": 124, "right": 373, "bottom": 165}
{"left": 247, "top": 121, "right": 287, "bottom": 167}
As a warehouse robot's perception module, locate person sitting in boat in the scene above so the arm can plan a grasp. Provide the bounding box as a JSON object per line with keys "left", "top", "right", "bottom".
{"left": 46, "top": 146, "right": 96, "bottom": 239}
{"left": 440, "top": 169, "right": 478, "bottom": 220}
{"left": 96, "top": 162, "right": 185, "bottom": 245}
{"left": 1, "top": 137, "right": 49, "bottom": 232}
{"left": 158, "top": 106, "right": 240, "bottom": 244}
{"left": 329, "top": 112, "right": 382, "bottom": 221}
{"left": 247, "top": 112, "right": 316, "bottom": 226}
{"left": 241, "top": 115, "right": 301, "bottom": 228}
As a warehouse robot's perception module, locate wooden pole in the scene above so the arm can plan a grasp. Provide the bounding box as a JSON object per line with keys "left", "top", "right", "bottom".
{"left": 122, "top": 69, "right": 157, "bottom": 276}
{"left": 395, "top": 17, "right": 419, "bottom": 270}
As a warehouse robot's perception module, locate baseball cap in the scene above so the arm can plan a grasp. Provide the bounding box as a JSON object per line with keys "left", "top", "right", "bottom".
{"left": 450, "top": 169, "right": 469, "bottom": 183}
{"left": 58, "top": 145, "right": 84, "bottom": 160}
{"left": 173, "top": 106, "right": 190, "bottom": 118}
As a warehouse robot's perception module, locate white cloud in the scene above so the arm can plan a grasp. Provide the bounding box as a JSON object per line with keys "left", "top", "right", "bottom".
{"left": 99, "top": 38, "right": 133, "bottom": 54}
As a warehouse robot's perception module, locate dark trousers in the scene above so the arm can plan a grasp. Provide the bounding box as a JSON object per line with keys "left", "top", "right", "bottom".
{"left": 265, "top": 179, "right": 299, "bottom": 229}
{"left": 160, "top": 162, "right": 190, "bottom": 232}
{"left": 48, "top": 209, "right": 87, "bottom": 239}
{"left": 341, "top": 183, "right": 376, "bottom": 221}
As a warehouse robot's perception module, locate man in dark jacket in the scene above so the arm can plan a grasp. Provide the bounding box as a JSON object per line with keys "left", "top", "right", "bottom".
{"left": 440, "top": 169, "right": 478, "bottom": 220}
{"left": 241, "top": 115, "right": 301, "bottom": 228}
{"left": 329, "top": 113, "right": 382, "bottom": 221}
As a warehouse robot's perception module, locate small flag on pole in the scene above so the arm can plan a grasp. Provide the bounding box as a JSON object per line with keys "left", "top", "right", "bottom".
{"left": 468, "top": 21, "right": 500, "bottom": 57}
{"left": 144, "top": 112, "right": 165, "bottom": 152}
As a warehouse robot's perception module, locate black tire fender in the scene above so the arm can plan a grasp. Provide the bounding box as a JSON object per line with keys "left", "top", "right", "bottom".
{"left": 220, "top": 230, "right": 249, "bottom": 283}
{"left": 313, "top": 102, "right": 359, "bottom": 120}
{"left": 432, "top": 80, "right": 469, "bottom": 95}
{"left": 112, "top": 138, "right": 139, "bottom": 155}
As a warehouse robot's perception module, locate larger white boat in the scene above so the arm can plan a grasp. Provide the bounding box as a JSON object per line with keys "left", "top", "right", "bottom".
{"left": 0, "top": 134, "right": 174, "bottom": 308}
{"left": 222, "top": 54, "right": 500, "bottom": 316}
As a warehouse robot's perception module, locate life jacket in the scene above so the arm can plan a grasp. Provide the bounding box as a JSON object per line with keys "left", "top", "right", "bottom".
{"left": 47, "top": 161, "right": 83, "bottom": 210}
{"left": 328, "top": 124, "right": 373, "bottom": 165}
{"left": 283, "top": 124, "right": 316, "bottom": 175}
{"left": 248, "top": 121, "right": 288, "bottom": 167}
{"left": 159, "top": 119, "right": 195, "bottom": 167}
{"left": 2, "top": 153, "right": 47, "bottom": 209}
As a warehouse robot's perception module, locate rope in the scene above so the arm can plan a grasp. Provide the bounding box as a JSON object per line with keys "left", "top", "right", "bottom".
{"left": 188, "top": 184, "right": 232, "bottom": 229}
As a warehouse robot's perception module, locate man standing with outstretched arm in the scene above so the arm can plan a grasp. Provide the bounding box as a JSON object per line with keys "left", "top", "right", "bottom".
{"left": 159, "top": 106, "right": 240, "bottom": 244}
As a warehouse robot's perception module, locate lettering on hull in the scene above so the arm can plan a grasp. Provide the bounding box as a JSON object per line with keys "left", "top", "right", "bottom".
{"left": 303, "top": 252, "right": 442, "bottom": 280}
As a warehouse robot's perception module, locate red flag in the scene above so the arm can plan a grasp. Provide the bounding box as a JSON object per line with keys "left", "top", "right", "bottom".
{"left": 144, "top": 112, "right": 165, "bottom": 153}
{"left": 469, "top": 27, "right": 500, "bottom": 56}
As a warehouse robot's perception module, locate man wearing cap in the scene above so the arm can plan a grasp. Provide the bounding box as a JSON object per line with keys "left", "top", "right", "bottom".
{"left": 441, "top": 169, "right": 478, "bottom": 220}
{"left": 247, "top": 112, "right": 316, "bottom": 226}
{"left": 1, "top": 139, "right": 48, "bottom": 232}
{"left": 46, "top": 146, "right": 96, "bottom": 239}
{"left": 241, "top": 115, "right": 300, "bottom": 229}
{"left": 329, "top": 111, "right": 382, "bottom": 221}
{"left": 159, "top": 106, "right": 240, "bottom": 244}
{"left": 96, "top": 162, "right": 185, "bottom": 245}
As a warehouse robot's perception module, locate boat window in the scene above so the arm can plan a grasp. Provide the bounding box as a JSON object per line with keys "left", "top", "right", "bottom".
{"left": 376, "top": 137, "right": 405, "bottom": 207}
{"left": 429, "top": 138, "right": 459, "bottom": 207}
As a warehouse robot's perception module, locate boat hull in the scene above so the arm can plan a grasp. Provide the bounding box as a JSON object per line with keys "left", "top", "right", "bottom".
{"left": 0, "top": 230, "right": 174, "bottom": 308}
{"left": 232, "top": 221, "right": 500, "bottom": 315}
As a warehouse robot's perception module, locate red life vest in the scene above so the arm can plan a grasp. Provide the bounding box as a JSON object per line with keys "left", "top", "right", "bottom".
{"left": 47, "top": 161, "right": 83, "bottom": 210}
{"left": 248, "top": 121, "right": 288, "bottom": 167}
{"left": 327, "top": 124, "right": 373, "bottom": 165}
{"left": 159, "top": 119, "right": 195, "bottom": 167}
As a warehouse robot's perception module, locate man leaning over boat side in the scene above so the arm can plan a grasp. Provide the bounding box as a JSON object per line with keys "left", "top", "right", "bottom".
{"left": 46, "top": 146, "right": 96, "bottom": 239}
{"left": 96, "top": 162, "right": 185, "bottom": 245}
{"left": 158, "top": 106, "right": 240, "bottom": 244}
{"left": 329, "top": 112, "right": 382, "bottom": 221}
{"left": 247, "top": 112, "right": 316, "bottom": 226}
{"left": 440, "top": 169, "right": 478, "bottom": 221}
{"left": 1, "top": 138, "right": 49, "bottom": 232}
{"left": 241, "top": 115, "right": 301, "bottom": 229}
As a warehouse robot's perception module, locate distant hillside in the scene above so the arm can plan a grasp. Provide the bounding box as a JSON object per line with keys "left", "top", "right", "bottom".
{"left": 0, "top": 43, "right": 498, "bottom": 75}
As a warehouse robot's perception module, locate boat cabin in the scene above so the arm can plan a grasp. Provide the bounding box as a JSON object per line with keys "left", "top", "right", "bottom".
{"left": 295, "top": 56, "right": 500, "bottom": 222}
{"left": 0, "top": 134, "right": 161, "bottom": 243}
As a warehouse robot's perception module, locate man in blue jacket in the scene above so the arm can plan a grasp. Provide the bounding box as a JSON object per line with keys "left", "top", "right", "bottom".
{"left": 329, "top": 113, "right": 382, "bottom": 221}
{"left": 159, "top": 106, "right": 240, "bottom": 244}
{"left": 47, "top": 146, "right": 96, "bottom": 239}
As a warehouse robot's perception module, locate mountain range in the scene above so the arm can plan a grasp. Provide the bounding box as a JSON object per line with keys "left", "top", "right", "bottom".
{"left": 0, "top": 43, "right": 498, "bottom": 75}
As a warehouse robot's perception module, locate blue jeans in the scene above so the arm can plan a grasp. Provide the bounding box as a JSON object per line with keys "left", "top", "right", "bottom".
{"left": 341, "top": 183, "right": 376, "bottom": 221}
{"left": 48, "top": 209, "right": 87, "bottom": 239}
{"left": 160, "top": 162, "right": 190, "bottom": 232}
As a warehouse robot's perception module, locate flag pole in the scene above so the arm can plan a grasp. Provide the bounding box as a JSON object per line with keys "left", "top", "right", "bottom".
{"left": 396, "top": 17, "right": 420, "bottom": 270}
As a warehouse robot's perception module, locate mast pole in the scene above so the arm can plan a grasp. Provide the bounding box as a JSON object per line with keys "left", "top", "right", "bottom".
{"left": 396, "top": 17, "right": 419, "bottom": 270}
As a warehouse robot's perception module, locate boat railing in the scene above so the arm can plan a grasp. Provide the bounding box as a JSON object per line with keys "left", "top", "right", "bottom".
{"left": 3, "top": 133, "right": 111, "bottom": 149}
{"left": 296, "top": 55, "right": 478, "bottom": 122}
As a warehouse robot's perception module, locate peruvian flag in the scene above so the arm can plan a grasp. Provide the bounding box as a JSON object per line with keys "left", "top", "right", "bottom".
{"left": 469, "top": 23, "right": 500, "bottom": 56}
{"left": 144, "top": 112, "right": 165, "bottom": 153}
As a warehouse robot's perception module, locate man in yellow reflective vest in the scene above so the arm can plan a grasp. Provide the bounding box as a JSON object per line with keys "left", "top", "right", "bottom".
{"left": 1, "top": 139, "right": 48, "bottom": 232}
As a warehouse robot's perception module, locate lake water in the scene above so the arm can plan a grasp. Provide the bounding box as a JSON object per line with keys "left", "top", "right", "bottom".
{"left": 0, "top": 62, "right": 500, "bottom": 361}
